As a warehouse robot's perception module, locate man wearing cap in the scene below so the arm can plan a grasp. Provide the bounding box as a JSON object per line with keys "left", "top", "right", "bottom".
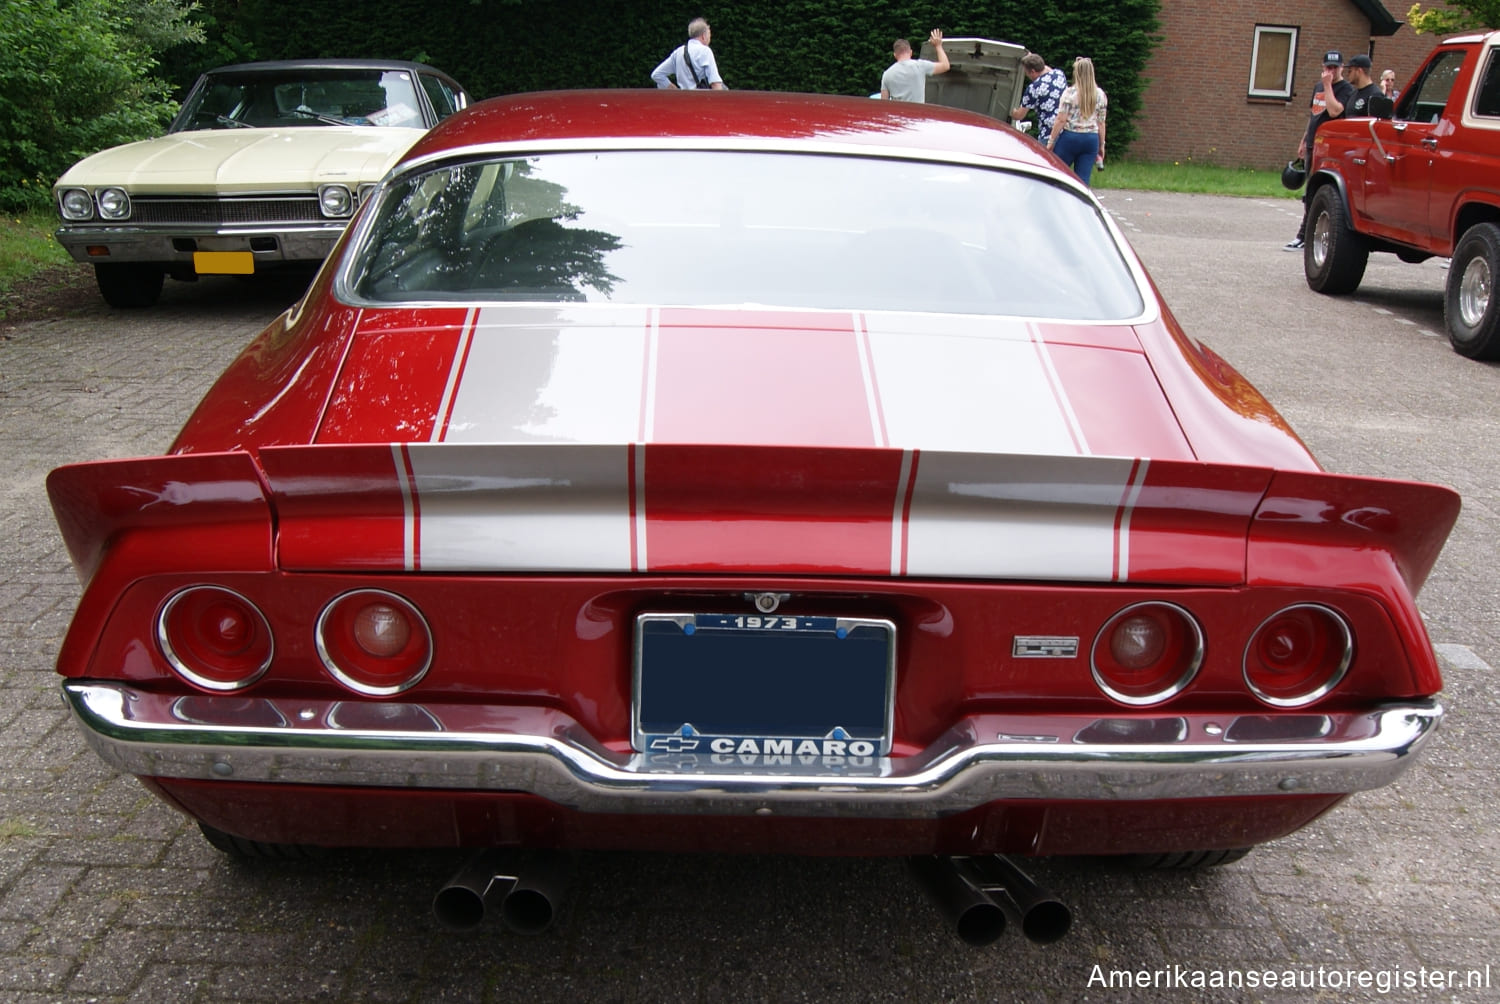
{"left": 1345, "top": 55, "right": 1384, "bottom": 116}
{"left": 1284, "top": 51, "right": 1356, "bottom": 251}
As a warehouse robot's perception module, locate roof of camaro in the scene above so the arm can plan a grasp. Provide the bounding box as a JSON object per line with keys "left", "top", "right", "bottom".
{"left": 400, "top": 90, "right": 1059, "bottom": 169}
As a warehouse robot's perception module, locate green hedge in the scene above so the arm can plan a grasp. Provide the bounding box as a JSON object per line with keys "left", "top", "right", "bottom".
{"left": 176, "top": 0, "right": 1158, "bottom": 152}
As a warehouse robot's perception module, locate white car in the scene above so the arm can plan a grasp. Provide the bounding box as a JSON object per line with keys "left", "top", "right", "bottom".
{"left": 53, "top": 59, "right": 470, "bottom": 308}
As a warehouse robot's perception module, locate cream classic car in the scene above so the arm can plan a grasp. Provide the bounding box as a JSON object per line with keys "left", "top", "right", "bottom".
{"left": 53, "top": 59, "right": 470, "bottom": 308}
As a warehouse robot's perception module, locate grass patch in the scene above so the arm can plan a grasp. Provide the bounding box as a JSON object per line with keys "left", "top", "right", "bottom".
{"left": 0, "top": 818, "right": 44, "bottom": 840}
{"left": 1095, "top": 158, "right": 1298, "bottom": 199}
{"left": 0, "top": 209, "right": 70, "bottom": 289}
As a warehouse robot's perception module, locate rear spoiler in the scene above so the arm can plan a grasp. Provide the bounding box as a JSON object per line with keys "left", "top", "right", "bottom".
{"left": 48, "top": 444, "right": 1459, "bottom": 593}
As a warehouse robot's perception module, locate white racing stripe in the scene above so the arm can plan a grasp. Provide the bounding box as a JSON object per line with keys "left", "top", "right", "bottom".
{"left": 405, "top": 443, "right": 633, "bottom": 571}
{"left": 432, "top": 307, "right": 477, "bottom": 442}
{"left": 904, "top": 452, "right": 1137, "bottom": 580}
{"left": 863, "top": 314, "right": 1085, "bottom": 455}
{"left": 442, "top": 306, "right": 650, "bottom": 444}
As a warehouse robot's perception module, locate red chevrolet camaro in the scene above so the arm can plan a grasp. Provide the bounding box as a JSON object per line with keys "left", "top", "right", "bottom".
{"left": 48, "top": 90, "right": 1458, "bottom": 943}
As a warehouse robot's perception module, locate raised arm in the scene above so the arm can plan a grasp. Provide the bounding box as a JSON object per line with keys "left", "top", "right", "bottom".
{"left": 930, "top": 30, "right": 950, "bottom": 75}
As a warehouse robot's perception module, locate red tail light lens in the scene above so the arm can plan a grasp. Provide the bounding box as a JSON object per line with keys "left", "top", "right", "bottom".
{"left": 157, "top": 586, "right": 273, "bottom": 691}
{"left": 1091, "top": 602, "right": 1203, "bottom": 706}
{"left": 1244, "top": 604, "right": 1352, "bottom": 707}
{"left": 316, "top": 590, "right": 432, "bottom": 696}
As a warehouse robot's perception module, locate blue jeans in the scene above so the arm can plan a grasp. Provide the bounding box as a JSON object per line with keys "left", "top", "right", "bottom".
{"left": 1053, "top": 130, "right": 1100, "bottom": 185}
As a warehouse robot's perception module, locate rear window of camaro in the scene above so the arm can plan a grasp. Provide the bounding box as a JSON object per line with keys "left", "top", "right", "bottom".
{"left": 345, "top": 151, "right": 1146, "bottom": 320}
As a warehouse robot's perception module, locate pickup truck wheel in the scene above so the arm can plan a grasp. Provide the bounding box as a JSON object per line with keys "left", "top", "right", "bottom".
{"left": 1304, "top": 186, "right": 1368, "bottom": 295}
{"left": 1445, "top": 223, "right": 1500, "bottom": 359}
{"left": 93, "top": 263, "right": 164, "bottom": 308}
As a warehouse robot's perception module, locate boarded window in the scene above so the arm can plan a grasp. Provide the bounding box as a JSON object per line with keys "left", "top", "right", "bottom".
{"left": 1249, "top": 26, "right": 1298, "bottom": 99}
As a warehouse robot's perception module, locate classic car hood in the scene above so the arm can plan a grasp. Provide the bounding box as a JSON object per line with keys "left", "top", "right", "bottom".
{"left": 316, "top": 305, "right": 1197, "bottom": 461}
{"left": 54, "top": 127, "right": 427, "bottom": 194}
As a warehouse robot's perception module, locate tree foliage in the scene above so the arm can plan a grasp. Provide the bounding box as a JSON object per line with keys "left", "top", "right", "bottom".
{"left": 0, "top": 0, "right": 204, "bottom": 210}
{"left": 1407, "top": 1, "right": 1500, "bottom": 33}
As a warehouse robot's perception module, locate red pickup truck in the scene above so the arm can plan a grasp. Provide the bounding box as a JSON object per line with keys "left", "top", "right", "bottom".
{"left": 1304, "top": 30, "right": 1500, "bottom": 359}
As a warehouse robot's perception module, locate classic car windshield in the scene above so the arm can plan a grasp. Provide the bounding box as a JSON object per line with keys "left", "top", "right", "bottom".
{"left": 347, "top": 151, "right": 1146, "bottom": 319}
{"left": 175, "top": 69, "right": 426, "bottom": 131}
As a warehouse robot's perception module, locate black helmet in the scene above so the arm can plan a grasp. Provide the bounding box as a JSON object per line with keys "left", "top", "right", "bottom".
{"left": 1281, "top": 158, "right": 1307, "bottom": 190}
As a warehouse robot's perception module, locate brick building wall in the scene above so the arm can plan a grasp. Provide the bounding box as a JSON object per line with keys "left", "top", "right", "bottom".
{"left": 1134, "top": 0, "right": 1466, "bottom": 169}
{"left": 1135, "top": 0, "right": 1372, "bottom": 169}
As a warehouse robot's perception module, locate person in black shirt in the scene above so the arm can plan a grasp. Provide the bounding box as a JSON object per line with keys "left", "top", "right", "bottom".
{"left": 1344, "top": 54, "right": 1384, "bottom": 116}
{"left": 1284, "top": 52, "right": 1356, "bottom": 251}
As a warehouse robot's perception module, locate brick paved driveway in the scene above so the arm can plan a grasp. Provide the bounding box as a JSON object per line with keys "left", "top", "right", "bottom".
{"left": 2, "top": 193, "right": 1496, "bottom": 1002}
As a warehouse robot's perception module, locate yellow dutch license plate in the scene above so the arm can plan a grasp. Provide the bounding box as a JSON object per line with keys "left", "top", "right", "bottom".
{"left": 193, "top": 251, "right": 255, "bottom": 275}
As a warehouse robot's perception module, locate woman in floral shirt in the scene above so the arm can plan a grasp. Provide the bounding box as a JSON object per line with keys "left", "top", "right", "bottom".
{"left": 1047, "top": 57, "right": 1107, "bottom": 185}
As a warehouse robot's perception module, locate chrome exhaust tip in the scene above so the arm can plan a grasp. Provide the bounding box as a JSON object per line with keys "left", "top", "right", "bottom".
{"left": 909, "top": 854, "right": 1071, "bottom": 946}
{"left": 433, "top": 850, "right": 571, "bottom": 934}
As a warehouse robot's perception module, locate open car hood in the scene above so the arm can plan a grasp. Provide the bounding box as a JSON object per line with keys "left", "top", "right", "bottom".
{"left": 921, "top": 37, "right": 1028, "bottom": 123}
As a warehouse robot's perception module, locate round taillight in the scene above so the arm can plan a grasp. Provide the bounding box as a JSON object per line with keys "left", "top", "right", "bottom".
{"left": 157, "top": 586, "right": 274, "bottom": 691}
{"left": 1091, "top": 602, "right": 1203, "bottom": 706}
{"left": 316, "top": 590, "right": 431, "bottom": 696}
{"left": 1244, "top": 604, "right": 1352, "bottom": 707}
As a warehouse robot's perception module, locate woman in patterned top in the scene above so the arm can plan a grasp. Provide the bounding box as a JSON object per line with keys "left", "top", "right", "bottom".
{"left": 1047, "top": 57, "right": 1107, "bottom": 186}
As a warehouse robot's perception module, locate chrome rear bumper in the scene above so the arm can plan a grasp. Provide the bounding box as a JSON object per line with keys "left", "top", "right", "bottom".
{"left": 64, "top": 682, "right": 1440, "bottom": 818}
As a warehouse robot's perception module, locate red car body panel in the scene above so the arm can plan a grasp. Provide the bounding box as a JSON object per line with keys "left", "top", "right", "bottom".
{"left": 49, "top": 90, "right": 1458, "bottom": 858}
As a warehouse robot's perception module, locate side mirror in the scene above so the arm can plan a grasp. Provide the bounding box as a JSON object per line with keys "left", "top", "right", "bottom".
{"left": 1367, "top": 93, "right": 1395, "bottom": 120}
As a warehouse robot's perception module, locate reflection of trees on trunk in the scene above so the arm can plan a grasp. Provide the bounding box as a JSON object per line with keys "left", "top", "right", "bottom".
{"left": 471, "top": 216, "right": 623, "bottom": 300}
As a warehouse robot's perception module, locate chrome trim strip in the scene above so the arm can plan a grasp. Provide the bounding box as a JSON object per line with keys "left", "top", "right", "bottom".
{"left": 64, "top": 682, "right": 1441, "bottom": 817}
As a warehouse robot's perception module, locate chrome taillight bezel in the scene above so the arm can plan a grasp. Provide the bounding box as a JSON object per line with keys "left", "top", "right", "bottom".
{"left": 1243, "top": 603, "right": 1353, "bottom": 708}
{"left": 1090, "top": 601, "right": 1205, "bottom": 707}
{"left": 315, "top": 588, "right": 433, "bottom": 697}
{"left": 156, "top": 585, "right": 274, "bottom": 692}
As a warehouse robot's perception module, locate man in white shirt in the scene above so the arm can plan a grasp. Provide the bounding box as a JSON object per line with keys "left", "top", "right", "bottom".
{"left": 880, "top": 29, "right": 950, "bottom": 102}
{"left": 651, "top": 18, "right": 725, "bottom": 90}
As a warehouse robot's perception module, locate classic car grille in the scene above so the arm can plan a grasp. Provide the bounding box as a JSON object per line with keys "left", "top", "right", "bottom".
{"left": 129, "top": 197, "right": 325, "bottom": 226}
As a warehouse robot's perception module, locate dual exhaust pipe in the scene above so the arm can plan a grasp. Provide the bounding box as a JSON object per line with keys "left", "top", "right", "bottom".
{"left": 909, "top": 854, "right": 1072, "bottom": 947}
{"left": 434, "top": 847, "right": 1067, "bottom": 946}
{"left": 432, "top": 849, "right": 571, "bottom": 934}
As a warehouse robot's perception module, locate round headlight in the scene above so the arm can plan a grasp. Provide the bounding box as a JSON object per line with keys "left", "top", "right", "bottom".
{"left": 318, "top": 184, "right": 354, "bottom": 218}
{"left": 96, "top": 187, "right": 131, "bottom": 220}
{"left": 60, "top": 189, "right": 95, "bottom": 221}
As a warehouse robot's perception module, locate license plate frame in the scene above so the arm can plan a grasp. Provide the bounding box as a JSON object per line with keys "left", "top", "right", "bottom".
{"left": 632, "top": 612, "right": 896, "bottom": 756}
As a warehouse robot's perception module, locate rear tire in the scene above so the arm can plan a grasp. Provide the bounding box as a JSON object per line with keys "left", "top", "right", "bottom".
{"left": 1304, "top": 186, "right": 1369, "bottom": 295}
{"left": 94, "top": 263, "right": 164, "bottom": 308}
{"left": 198, "top": 822, "right": 326, "bottom": 860}
{"left": 1444, "top": 222, "right": 1500, "bottom": 359}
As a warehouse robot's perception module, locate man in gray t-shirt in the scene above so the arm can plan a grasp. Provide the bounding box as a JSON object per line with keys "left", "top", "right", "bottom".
{"left": 880, "top": 29, "right": 949, "bottom": 102}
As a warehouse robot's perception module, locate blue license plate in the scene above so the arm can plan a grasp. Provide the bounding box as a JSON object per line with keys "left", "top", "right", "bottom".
{"left": 633, "top": 612, "right": 896, "bottom": 756}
